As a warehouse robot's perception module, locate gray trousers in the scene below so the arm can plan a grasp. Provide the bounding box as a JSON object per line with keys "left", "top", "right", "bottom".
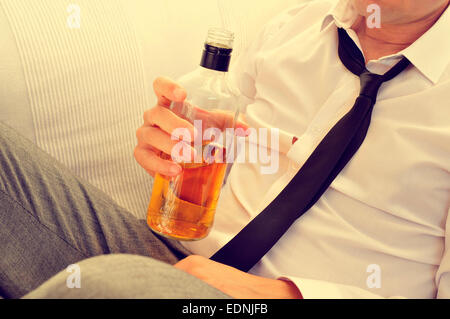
{"left": 0, "top": 121, "right": 230, "bottom": 299}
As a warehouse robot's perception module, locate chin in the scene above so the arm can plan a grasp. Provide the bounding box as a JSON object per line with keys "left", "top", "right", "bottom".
{"left": 352, "top": 0, "right": 420, "bottom": 25}
{"left": 352, "top": 0, "right": 383, "bottom": 14}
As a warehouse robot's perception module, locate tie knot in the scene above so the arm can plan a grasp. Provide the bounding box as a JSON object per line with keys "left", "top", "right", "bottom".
{"left": 359, "top": 71, "right": 384, "bottom": 100}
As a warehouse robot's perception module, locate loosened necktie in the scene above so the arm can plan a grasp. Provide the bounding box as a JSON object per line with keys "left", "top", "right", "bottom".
{"left": 210, "top": 28, "right": 411, "bottom": 272}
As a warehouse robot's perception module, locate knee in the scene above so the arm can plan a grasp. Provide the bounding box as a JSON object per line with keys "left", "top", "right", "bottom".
{"left": 23, "top": 254, "right": 229, "bottom": 299}
{"left": 23, "top": 254, "right": 171, "bottom": 298}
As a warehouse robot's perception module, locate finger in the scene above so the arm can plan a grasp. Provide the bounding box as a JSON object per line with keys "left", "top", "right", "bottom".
{"left": 137, "top": 126, "right": 196, "bottom": 160}
{"left": 144, "top": 106, "right": 197, "bottom": 139}
{"left": 134, "top": 146, "right": 182, "bottom": 176}
{"left": 153, "top": 76, "right": 187, "bottom": 107}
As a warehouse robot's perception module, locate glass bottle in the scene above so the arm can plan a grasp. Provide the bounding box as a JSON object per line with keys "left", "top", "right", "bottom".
{"left": 147, "top": 28, "right": 239, "bottom": 241}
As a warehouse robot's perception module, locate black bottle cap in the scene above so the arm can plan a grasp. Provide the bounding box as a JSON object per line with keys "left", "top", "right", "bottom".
{"left": 200, "top": 43, "right": 232, "bottom": 72}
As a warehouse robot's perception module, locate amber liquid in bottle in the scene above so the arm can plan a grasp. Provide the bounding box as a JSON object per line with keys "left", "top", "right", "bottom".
{"left": 147, "top": 28, "right": 237, "bottom": 241}
{"left": 147, "top": 144, "right": 227, "bottom": 241}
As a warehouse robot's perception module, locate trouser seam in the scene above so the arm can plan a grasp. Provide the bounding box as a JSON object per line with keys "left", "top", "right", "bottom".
{"left": 0, "top": 187, "right": 89, "bottom": 259}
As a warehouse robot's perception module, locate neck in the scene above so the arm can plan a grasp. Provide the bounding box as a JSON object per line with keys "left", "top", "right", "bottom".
{"left": 352, "top": 2, "right": 449, "bottom": 62}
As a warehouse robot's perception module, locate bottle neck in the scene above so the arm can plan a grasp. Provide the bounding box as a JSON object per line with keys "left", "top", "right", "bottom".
{"left": 196, "top": 65, "right": 228, "bottom": 79}
{"left": 200, "top": 43, "right": 232, "bottom": 72}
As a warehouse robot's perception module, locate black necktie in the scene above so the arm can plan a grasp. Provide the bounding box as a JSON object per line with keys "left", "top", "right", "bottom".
{"left": 210, "top": 28, "right": 411, "bottom": 272}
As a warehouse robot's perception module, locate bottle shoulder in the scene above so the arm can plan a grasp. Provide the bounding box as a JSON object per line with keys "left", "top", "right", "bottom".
{"left": 177, "top": 67, "right": 227, "bottom": 87}
{"left": 177, "top": 67, "right": 238, "bottom": 111}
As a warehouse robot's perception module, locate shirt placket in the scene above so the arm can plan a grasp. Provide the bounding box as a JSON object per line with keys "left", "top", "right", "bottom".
{"left": 254, "top": 72, "right": 360, "bottom": 213}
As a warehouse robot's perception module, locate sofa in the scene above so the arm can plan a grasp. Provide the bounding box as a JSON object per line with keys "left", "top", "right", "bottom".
{"left": 0, "top": 0, "right": 306, "bottom": 219}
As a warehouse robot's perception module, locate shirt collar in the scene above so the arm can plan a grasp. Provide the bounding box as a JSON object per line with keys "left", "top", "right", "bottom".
{"left": 320, "top": 0, "right": 450, "bottom": 84}
{"left": 321, "top": 0, "right": 358, "bottom": 30}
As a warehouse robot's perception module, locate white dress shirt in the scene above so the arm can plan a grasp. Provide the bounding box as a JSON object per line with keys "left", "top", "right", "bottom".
{"left": 182, "top": 0, "right": 450, "bottom": 298}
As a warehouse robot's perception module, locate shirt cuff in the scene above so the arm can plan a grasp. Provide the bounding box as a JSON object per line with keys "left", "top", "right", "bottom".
{"left": 278, "top": 276, "right": 386, "bottom": 299}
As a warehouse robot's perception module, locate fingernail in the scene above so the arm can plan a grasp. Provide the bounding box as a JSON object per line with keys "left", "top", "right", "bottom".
{"left": 235, "top": 126, "right": 251, "bottom": 137}
{"left": 169, "top": 165, "right": 182, "bottom": 175}
{"left": 173, "top": 88, "right": 186, "bottom": 101}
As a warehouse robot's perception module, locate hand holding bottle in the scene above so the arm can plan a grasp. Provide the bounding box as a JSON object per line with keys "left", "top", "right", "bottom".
{"left": 135, "top": 77, "right": 249, "bottom": 178}
{"left": 134, "top": 76, "right": 195, "bottom": 178}
{"left": 138, "top": 28, "right": 250, "bottom": 240}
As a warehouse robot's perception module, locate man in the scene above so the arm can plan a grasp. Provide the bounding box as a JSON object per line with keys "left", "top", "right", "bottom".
{"left": 0, "top": 0, "right": 449, "bottom": 298}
